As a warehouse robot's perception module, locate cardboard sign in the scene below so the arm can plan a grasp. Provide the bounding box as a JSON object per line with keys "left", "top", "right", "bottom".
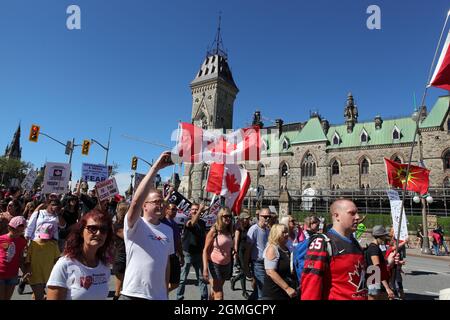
{"left": 21, "top": 170, "right": 38, "bottom": 191}
{"left": 81, "top": 163, "right": 108, "bottom": 182}
{"left": 201, "top": 196, "right": 221, "bottom": 228}
{"left": 387, "top": 190, "right": 408, "bottom": 241}
{"left": 96, "top": 178, "right": 119, "bottom": 201}
{"left": 42, "top": 162, "right": 71, "bottom": 194}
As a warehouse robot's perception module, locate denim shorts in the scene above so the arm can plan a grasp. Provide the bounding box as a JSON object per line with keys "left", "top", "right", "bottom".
{"left": 368, "top": 283, "right": 384, "bottom": 296}
{"left": 0, "top": 277, "right": 19, "bottom": 286}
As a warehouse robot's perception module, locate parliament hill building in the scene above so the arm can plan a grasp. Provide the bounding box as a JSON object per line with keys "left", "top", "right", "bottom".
{"left": 180, "top": 37, "right": 450, "bottom": 204}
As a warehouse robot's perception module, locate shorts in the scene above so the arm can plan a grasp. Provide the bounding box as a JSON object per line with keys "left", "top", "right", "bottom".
{"left": 208, "top": 260, "right": 232, "bottom": 280}
{"left": 368, "top": 283, "right": 385, "bottom": 296}
{"left": 169, "top": 254, "right": 181, "bottom": 284}
{"left": 0, "top": 277, "right": 19, "bottom": 286}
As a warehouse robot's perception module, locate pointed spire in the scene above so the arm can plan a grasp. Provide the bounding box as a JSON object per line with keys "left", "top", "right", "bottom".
{"left": 4, "top": 122, "right": 22, "bottom": 160}
{"left": 208, "top": 13, "right": 227, "bottom": 59}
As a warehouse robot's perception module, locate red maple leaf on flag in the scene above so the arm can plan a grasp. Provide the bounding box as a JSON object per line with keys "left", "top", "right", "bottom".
{"left": 225, "top": 173, "right": 240, "bottom": 193}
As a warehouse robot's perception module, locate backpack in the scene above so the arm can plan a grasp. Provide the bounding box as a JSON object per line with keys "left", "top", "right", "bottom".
{"left": 292, "top": 233, "right": 332, "bottom": 286}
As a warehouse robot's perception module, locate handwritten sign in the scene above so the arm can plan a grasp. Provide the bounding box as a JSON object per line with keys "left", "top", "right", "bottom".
{"left": 96, "top": 178, "right": 119, "bottom": 201}
{"left": 21, "top": 170, "right": 38, "bottom": 191}
{"left": 387, "top": 190, "right": 408, "bottom": 241}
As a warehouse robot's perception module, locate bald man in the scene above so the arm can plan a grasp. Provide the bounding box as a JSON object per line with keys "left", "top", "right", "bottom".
{"left": 300, "top": 199, "right": 368, "bottom": 300}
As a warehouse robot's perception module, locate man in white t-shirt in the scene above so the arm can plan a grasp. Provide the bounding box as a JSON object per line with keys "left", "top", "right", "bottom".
{"left": 120, "top": 151, "right": 175, "bottom": 300}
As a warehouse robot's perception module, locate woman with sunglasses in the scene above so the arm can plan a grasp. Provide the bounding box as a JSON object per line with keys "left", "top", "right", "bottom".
{"left": 202, "top": 207, "right": 234, "bottom": 300}
{"left": 46, "top": 209, "right": 113, "bottom": 300}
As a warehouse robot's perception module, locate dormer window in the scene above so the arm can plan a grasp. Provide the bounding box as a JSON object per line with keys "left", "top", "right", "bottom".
{"left": 332, "top": 132, "right": 340, "bottom": 145}
{"left": 198, "top": 70, "right": 203, "bottom": 77}
{"left": 205, "top": 57, "right": 209, "bottom": 64}
{"left": 282, "top": 138, "right": 290, "bottom": 150}
{"left": 211, "top": 66, "right": 216, "bottom": 73}
{"left": 204, "top": 68, "right": 209, "bottom": 75}
{"left": 393, "top": 126, "right": 400, "bottom": 140}
{"left": 360, "top": 129, "right": 368, "bottom": 143}
{"left": 211, "top": 56, "right": 216, "bottom": 63}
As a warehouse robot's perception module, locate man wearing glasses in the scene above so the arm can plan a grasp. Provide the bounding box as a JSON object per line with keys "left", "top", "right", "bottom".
{"left": 120, "top": 151, "right": 175, "bottom": 300}
{"left": 244, "top": 208, "right": 271, "bottom": 300}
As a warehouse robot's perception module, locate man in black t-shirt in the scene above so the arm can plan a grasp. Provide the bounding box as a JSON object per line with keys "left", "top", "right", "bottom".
{"left": 176, "top": 203, "right": 208, "bottom": 300}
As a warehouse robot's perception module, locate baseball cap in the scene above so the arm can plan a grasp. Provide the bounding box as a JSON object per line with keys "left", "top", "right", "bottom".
{"left": 37, "top": 223, "right": 55, "bottom": 240}
{"left": 8, "top": 216, "right": 27, "bottom": 229}
{"left": 239, "top": 211, "right": 251, "bottom": 219}
{"left": 372, "top": 225, "right": 389, "bottom": 237}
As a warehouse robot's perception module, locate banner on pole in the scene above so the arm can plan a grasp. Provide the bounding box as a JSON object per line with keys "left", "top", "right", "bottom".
{"left": 96, "top": 178, "right": 119, "bottom": 202}
{"left": 42, "top": 162, "right": 71, "bottom": 194}
{"left": 81, "top": 163, "right": 108, "bottom": 182}
{"left": 21, "top": 170, "right": 38, "bottom": 191}
{"left": 387, "top": 189, "right": 408, "bottom": 241}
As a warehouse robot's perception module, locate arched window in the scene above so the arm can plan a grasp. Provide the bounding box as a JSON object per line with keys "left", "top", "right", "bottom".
{"left": 393, "top": 156, "right": 402, "bottom": 163}
{"left": 392, "top": 128, "right": 400, "bottom": 140}
{"left": 332, "top": 133, "right": 340, "bottom": 145}
{"left": 360, "top": 158, "right": 369, "bottom": 175}
{"left": 282, "top": 138, "right": 289, "bottom": 150}
{"left": 281, "top": 162, "right": 289, "bottom": 177}
{"left": 258, "top": 164, "right": 265, "bottom": 177}
{"left": 302, "top": 153, "right": 316, "bottom": 177}
{"left": 444, "top": 150, "right": 450, "bottom": 170}
{"left": 360, "top": 130, "right": 368, "bottom": 143}
{"left": 331, "top": 160, "right": 340, "bottom": 175}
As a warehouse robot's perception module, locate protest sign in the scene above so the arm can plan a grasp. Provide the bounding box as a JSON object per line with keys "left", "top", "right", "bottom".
{"left": 81, "top": 163, "right": 108, "bottom": 182}
{"left": 387, "top": 189, "right": 408, "bottom": 241}
{"left": 134, "top": 173, "right": 146, "bottom": 191}
{"left": 42, "top": 162, "right": 71, "bottom": 194}
{"left": 96, "top": 178, "right": 119, "bottom": 201}
{"left": 21, "top": 170, "right": 38, "bottom": 191}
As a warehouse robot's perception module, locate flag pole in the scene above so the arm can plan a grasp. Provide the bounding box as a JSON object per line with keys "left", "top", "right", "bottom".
{"left": 395, "top": 10, "right": 450, "bottom": 253}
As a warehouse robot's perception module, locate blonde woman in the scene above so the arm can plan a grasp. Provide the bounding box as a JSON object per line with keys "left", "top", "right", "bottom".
{"left": 202, "top": 207, "right": 233, "bottom": 300}
{"left": 262, "top": 224, "right": 297, "bottom": 300}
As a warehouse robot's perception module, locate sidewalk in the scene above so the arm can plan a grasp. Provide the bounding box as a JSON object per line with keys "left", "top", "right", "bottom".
{"left": 406, "top": 247, "right": 450, "bottom": 261}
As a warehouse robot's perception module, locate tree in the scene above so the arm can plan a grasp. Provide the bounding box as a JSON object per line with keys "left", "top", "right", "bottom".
{"left": 0, "top": 156, "right": 32, "bottom": 188}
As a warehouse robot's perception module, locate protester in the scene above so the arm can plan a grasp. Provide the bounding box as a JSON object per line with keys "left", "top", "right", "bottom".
{"left": 436, "top": 225, "right": 449, "bottom": 255}
{"left": 244, "top": 208, "right": 271, "bottom": 300}
{"left": 279, "top": 215, "right": 298, "bottom": 252}
{"left": 58, "top": 195, "right": 80, "bottom": 251}
{"left": 301, "top": 199, "right": 368, "bottom": 300}
{"left": 297, "top": 215, "right": 320, "bottom": 242}
{"left": 365, "top": 225, "right": 396, "bottom": 300}
{"left": 355, "top": 215, "right": 367, "bottom": 242}
{"left": 120, "top": 151, "right": 174, "bottom": 300}
{"left": 262, "top": 224, "right": 297, "bottom": 300}
{"left": 177, "top": 203, "right": 208, "bottom": 300}
{"left": 24, "top": 223, "right": 60, "bottom": 300}
{"left": 432, "top": 228, "right": 442, "bottom": 256}
{"left": 416, "top": 224, "right": 424, "bottom": 249}
{"left": 230, "top": 210, "right": 251, "bottom": 299}
{"left": 386, "top": 237, "right": 406, "bottom": 300}
{"left": 203, "top": 207, "right": 233, "bottom": 300}
{"left": 0, "top": 216, "right": 27, "bottom": 300}
{"left": 46, "top": 209, "right": 112, "bottom": 300}
{"left": 22, "top": 201, "right": 36, "bottom": 220}
{"left": 112, "top": 201, "right": 128, "bottom": 300}
{"left": 25, "top": 199, "right": 66, "bottom": 241}
{"left": 0, "top": 200, "right": 22, "bottom": 235}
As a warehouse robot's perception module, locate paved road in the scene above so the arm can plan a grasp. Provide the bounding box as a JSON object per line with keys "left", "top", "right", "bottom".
{"left": 11, "top": 255, "right": 450, "bottom": 300}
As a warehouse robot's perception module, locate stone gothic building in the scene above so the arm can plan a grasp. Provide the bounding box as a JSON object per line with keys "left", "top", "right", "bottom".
{"left": 180, "top": 38, "right": 450, "bottom": 202}
{"left": 3, "top": 124, "right": 22, "bottom": 160}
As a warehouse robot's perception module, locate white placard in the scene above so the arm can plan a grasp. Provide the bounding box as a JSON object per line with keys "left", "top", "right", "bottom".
{"left": 387, "top": 190, "right": 408, "bottom": 241}
{"left": 81, "top": 163, "right": 108, "bottom": 182}
{"left": 42, "top": 162, "right": 71, "bottom": 194}
{"left": 21, "top": 170, "right": 38, "bottom": 191}
{"left": 96, "top": 178, "right": 119, "bottom": 201}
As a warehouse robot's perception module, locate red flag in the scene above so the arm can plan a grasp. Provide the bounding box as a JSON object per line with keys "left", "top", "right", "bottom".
{"left": 174, "top": 122, "right": 261, "bottom": 164}
{"left": 206, "top": 163, "right": 251, "bottom": 214}
{"left": 429, "top": 31, "right": 450, "bottom": 91}
{"left": 384, "top": 158, "right": 430, "bottom": 195}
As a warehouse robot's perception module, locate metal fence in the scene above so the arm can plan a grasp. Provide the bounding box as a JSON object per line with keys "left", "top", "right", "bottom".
{"left": 243, "top": 187, "right": 450, "bottom": 216}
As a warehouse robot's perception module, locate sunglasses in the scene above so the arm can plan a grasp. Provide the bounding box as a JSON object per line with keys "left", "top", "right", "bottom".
{"left": 85, "top": 225, "right": 109, "bottom": 235}
{"left": 260, "top": 215, "right": 271, "bottom": 220}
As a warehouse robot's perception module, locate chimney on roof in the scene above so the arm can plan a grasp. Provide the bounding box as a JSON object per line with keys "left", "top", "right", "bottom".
{"left": 321, "top": 119, "right": 330, "bottom": 134}
{"left": 374, "top": 115, "right": 383, "bottom": 130}
{"left": 275, "top": 119, "right": 283, "bottom": 138}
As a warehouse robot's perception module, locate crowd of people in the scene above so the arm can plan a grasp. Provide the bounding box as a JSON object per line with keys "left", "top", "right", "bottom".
{"left": 0, "top": 151, "right": 445, "bottom": 300}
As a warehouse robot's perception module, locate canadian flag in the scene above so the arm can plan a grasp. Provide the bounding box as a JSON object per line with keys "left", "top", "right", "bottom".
{"left": 206, "top": 163, "right": 251, "bottom": 215}
{"left": 174, "top": 122, "right": 261, "bottom": 164}
{"left": 429, "top": 31, "right": 450, "bottom": 91}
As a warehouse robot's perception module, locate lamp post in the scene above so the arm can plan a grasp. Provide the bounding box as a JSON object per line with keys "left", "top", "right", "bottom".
{"left": 412, "top": 108, "right": 432, "bottom": 254}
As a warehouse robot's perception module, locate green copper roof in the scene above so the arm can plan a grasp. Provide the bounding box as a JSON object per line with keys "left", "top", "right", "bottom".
{"left": 420, "top": 95, "right": 449, "bottom": 128}
{"left": 297, "top": 117, "right": 328, "bottom": 142}
{"left": 326, "top": 117, "right": 416, "bottom": 150}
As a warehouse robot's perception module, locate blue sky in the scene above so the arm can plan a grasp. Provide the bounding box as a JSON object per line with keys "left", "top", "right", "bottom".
{"left": 0, "top": 0, "right": 449, "bottom": 193}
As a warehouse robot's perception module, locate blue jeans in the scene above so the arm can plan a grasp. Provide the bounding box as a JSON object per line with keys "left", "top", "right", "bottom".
{"left": 176, "top": 251, "right": 208, "bottom": 300}
{"left": 433, "top": 243, "right": 441, "bottom": 256}
{"left": 250, "top": 260, "right": 266, "bottom": 300}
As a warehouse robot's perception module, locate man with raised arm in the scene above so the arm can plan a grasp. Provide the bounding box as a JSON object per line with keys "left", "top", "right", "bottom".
{"left": 120, "top": 151, "right": 175, "bottom": 300}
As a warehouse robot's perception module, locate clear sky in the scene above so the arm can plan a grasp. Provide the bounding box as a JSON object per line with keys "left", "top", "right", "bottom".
{"left": 0, "top": 0, "right": 449, "bottom": 193}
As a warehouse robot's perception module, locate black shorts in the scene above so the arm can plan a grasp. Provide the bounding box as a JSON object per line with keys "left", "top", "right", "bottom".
{"left": 208, "top": 260, "right": 232, "bottom": 280}
{"left": 112, "top": 261, "right": 126, "bottom": 275}
{"left": 169, "top": 254, "right": 181, "bottom": 284}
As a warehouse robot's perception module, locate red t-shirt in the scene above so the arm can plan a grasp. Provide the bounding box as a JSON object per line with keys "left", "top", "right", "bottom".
{"left": 0, "top": 234, "right": 27, "bottom": 279}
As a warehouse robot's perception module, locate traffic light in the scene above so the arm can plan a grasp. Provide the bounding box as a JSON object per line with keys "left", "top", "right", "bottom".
{"left": 29, "top": 125, "right": 40, "bottom": 142}
{"left": 81, "top": 140, "right": 91, "bottom": 155}
{"left": 131, "top": 156, "right": 138, "bottom": 170}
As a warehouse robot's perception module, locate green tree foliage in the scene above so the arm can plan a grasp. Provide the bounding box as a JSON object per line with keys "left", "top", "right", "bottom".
{"left": 0, "top": 156, "right": 32, "bottom": 187}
